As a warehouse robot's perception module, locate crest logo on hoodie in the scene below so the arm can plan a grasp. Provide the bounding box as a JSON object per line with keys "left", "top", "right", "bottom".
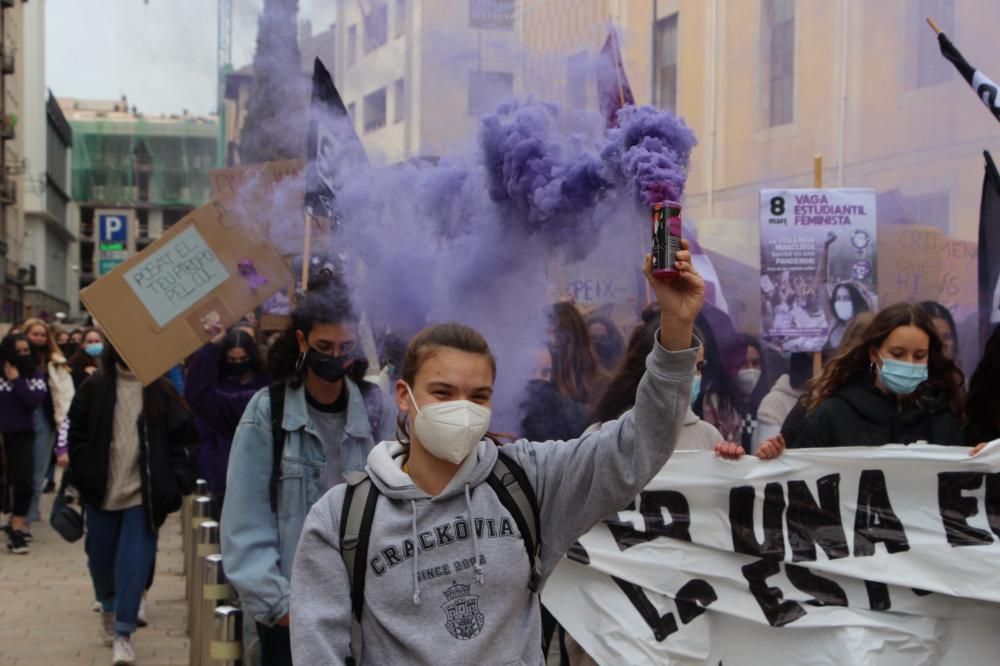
{"left": 441, "top": 581, "right": 485, "bottom": 640}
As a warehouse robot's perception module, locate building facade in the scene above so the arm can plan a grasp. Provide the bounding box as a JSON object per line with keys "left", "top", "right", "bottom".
{"left": 59, "top": 98, "right": 217, "bottom": 307}
{"left": 23, "top": 0, "right": 79, "bottom": 320}
{"left": 1, "top": 0, "right": 27, "bottom": 321}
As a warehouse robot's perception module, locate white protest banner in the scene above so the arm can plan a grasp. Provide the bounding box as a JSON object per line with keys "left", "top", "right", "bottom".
{"left": 759, "top": 189, "right": 877, "bottom": 352}
{"left": 543, "top": 445, "right": 1000, "bottom": 665}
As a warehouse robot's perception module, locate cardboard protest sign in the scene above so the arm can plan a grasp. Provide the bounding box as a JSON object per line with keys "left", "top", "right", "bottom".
{"left": 759, "top": 189, "right": 878, "bottom": 352}
{"left": 80, "top": 196, "right": 293, "bottom": 385}
{"left": 876, "top": 224, "right": 944, "bottom": 307}
{"left": 544, "top": 444, "right": 1000, "bottom": 666}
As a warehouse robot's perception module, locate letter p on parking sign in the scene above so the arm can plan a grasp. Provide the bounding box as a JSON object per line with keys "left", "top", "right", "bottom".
{"left": 99, "top": 213, "right": 128, "bottom": 243}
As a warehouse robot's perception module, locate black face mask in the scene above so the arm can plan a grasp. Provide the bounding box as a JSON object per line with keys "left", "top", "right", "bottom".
{"left": 305, "top": 348, "right": 354, "bottom": 383}
{"left": 15, "top": 353, "right": 36, "bottom": 374}
{"left": 30, "top": 342, "right": 47, "bottom": 354}
{"left": 60, "top": 342, "right": 78, "bottom": 358}
{"left": 226, "top": 360, "right": 252, "bottom": 377}
{"left": 592, "top": 338, "right": 619, "bottom": 364}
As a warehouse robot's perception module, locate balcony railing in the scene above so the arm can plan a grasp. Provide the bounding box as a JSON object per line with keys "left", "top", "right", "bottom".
{"left": 1, "top": 117, "right": 15, "bottom": 142}
{"left": 2, "top": 51, "right": 13, "bottom": 75}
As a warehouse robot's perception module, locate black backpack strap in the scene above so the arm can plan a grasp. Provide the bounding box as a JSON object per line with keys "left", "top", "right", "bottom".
{"left": 339, "top": 475, "right": 380, "bottom": 665}
{"left": 267, "top": 382, "right": 287, "bottom": 513}
{"left": 486, "top": 450, "right": 542, "bottom": 591}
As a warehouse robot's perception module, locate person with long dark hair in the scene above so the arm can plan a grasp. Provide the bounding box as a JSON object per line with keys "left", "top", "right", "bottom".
{"left": 693, "top": 313, "right": 748, "bottom": 446}
{"left": 795, "top": 303, "right": 965, "bottom": 448}
{"left": 0, "top": 333, "right": 47, "bottom": 554}
{"left": 67, "top": 342, "right": 196, "bottom": 663}
{"left": 68, "top": 328, "right": 106, "bottom": 389}
{"left": 185, "top": 325, "right": 268, "bottom": 510}
{"left": 221, "top": 288, "right": 396, "bottom": 666}
{"left": 967, "top": 325, "right": 1000, "bottom": 453}
{"left": 548, "top": 302, "right": 608, "bottom": 407}
{"left": 586, "top": 313, "right": 625, "bottom": 372}
{"left": 918, "top": 300, "right": 960, "bottom": 363}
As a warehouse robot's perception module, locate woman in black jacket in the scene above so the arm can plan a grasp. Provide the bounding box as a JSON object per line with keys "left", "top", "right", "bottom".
{"left": 795, "top": 303, "right": 965, "bottom": 448}
{"left": 967, "top": 325, "right": 1000, "bottom": 451}
{"left": 67, "top": 343, "right": 195, "bottom": 664}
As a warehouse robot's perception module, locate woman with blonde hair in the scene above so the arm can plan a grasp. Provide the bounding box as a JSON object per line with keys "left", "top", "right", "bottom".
{"left": 20, "top": 317, "right": 74, "bottom": 524}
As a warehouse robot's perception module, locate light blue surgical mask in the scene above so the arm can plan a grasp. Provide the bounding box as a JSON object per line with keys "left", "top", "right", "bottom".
{"left": 84, "top": 343, "right": 104, "bottom": 358}
{"left": 878, "top": 356, "right": 928, "bottom": 395}
{"left": 690, "top": 374, "right": 702, "bottom": 406}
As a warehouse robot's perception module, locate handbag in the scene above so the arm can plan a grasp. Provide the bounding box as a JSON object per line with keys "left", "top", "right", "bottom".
{"left": 50, "top": 473, "right": 85, "bottom": 543}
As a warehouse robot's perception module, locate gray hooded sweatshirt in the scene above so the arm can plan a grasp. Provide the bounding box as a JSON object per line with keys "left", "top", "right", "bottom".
{"left": 290, "top": 338, "right": 696, "bottom": 665}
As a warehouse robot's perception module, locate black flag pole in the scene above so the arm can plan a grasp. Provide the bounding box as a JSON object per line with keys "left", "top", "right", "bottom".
{"left": 929, "top": 16, "right": 1000, "bottom": 123}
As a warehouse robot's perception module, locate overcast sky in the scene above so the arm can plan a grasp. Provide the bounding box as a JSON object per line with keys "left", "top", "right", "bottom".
{"left": 46, "top": 0, "right": 337, "bottom": 116}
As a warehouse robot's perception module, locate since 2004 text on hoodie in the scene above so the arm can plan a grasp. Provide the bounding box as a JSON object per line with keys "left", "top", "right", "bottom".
{"left": 290, "top": 338, "right": 697, "bottom": 666}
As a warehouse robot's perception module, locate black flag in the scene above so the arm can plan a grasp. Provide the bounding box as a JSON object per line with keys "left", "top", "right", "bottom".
{"left": 305, "top": 57, "right": 368, "bottom": 232}
{"left": 979, "top": 151, "right": 1000, "bottom": 347}
{"left": 937, "top": 32, "right": 1000, "bottom": 123}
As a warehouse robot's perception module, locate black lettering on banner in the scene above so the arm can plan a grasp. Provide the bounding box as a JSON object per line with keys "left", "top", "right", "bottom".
{"left": 786, "top": 564, "right": 848, "bottom": 607}
{"left": 786, "top": 475, "right": 850, "bottom": 562}
{"left": 984, "top": 472, "right": 1000, "bottom": 538}
{"left": 730, "top": 483, "right": 786, "bottom": 560}
{"left": 853, "top": 470, "right": 909, "bottom": 556}
{"left": 938, "top": 472, "right": 993, "bottom": 546}
{"left": 770, "top": 196, "right": 785, "bottom": 216}
{"left": 742, "top": 559, "right": 806, "bottom": 627}
{"left": 977, "top": 81, "right": 1000, "bottom": 121}
{"left": 612, "top": 577, "right": 679, "bottom": 642}
{"left": 567, "top": 541, "right": 590, "bottom": 565}
{"left": 607, "top": 490, "right": 692, "bottom": 551}
{"left": 674, "top": 579, "right": 718, "bottom": 624}
{"left": 865, "top": 580, "right": 891, "bottom": 611}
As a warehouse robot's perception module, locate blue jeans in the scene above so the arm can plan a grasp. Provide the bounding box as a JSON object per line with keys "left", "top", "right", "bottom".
{"left": 86, "top": 505, "right": 158, "bottom": 636}
{"left": 27, "top": 409, "right": 53, "bottom": 523}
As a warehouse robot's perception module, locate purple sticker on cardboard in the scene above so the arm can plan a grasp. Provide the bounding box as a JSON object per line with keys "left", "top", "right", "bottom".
{"left": 238, "top": 259, "right": 268, "bottom": 290}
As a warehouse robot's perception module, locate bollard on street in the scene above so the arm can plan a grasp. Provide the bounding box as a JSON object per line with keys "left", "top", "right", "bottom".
{"left": 187, "top": 494, "right": 213, "bottom": 604}
{"left": 190, "top": 520, "right": 221, "bottom": 666}
{"left": 212, "top": 605, "right": 243, "bottom": 666}
{"left": 183, "top": 480, "right": 210, "bottom": 578}
{"left": 200, "top": 554, "right": 232, "bottom": 666}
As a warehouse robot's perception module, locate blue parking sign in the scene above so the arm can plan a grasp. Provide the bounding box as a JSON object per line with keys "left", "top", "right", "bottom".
{"left": 98, "top": 213, "right": 128, "bottom": 242}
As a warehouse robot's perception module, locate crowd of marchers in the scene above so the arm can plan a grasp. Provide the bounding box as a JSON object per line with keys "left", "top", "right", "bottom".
{"left": 1, "top": 252, "right": 998, "bottom": 666}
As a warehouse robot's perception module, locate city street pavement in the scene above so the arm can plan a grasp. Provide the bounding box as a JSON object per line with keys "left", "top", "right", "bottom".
{"left": 0, "top": 492, "right": 189, "bottom": 665}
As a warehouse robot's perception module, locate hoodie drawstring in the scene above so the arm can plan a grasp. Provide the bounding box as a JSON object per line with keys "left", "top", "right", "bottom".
{"left": 464, "top": 484, "right": 486, "bottom": 585}
{"left": 410, "top": 500, "right": 421, "bottom": 605}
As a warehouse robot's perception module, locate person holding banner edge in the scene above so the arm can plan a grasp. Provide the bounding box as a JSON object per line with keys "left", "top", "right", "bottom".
{"left": 795, "top": 303, "right": 965, "bottom": 448}
{"left": 289, "top": 248, "right": 703, "bottom": 666}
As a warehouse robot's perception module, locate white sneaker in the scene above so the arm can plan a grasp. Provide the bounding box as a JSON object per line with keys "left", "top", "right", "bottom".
{"left": 99, "top": 611, "right": 115, "bottom": 647}
{"left": 92, "top": 599, "right": 102, "bottom": 612}
{"left": 112, "top": 635, "right": 136, "bottom": 665}
{"left": 136, "top": 598, "right": 148, "bottom": 628}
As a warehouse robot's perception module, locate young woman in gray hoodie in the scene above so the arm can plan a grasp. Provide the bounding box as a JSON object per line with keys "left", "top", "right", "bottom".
{"left": 290, "top": 249, "right": 704, "bottom": 665}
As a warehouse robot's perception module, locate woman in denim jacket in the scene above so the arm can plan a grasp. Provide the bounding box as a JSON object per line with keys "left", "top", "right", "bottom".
{"left": 221, "top": 288, "right": 396, "bottom": 666}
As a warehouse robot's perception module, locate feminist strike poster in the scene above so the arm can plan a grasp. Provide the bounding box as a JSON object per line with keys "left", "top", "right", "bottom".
{"left": 759, "top": 189, "right": 878, "bottom": 352}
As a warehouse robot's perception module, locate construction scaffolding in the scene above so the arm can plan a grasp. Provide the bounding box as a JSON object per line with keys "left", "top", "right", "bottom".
{"left": 69, "top": 116, "right": 217, "bottom": 207}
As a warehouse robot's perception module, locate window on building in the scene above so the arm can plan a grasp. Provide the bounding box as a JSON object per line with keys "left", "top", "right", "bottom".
{"left": 469, "top": 0, "right": 514, "bottom": 30}
{"left": 364, "top": 3, "right": 389, "bottom": 53}
{"left": 364, "top": 88, "right": 388, "bottom": 133}
{"left": 137, "top": 208, "right": 149, "bottom": 239}
{"left": 902, "top": 191, "right": 951, "bottom": 234}
{"left": 394, "top": 78, "right": 406, "bottom": 123}
{"left": 655, "top": 14, "right": 679, "bottom": 113}
{"left": 761, "top": 0, "right": 795, "bottom": 127}
{"left": 468, "top": 71, "right": 514, "bottom": 115}
{"left": 566, "top": 51, "right": 589, "bottom": 110}
{"left": 348, "top": 25, "right": 358, "bottom": 65}
{"left": 913, "top": 0, "right": 954, "bottom": 88}
{"left": 394, "top": 0, "right": 406, "bottom": 38}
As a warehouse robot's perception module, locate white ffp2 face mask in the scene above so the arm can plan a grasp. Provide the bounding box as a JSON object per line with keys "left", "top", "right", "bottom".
{"left": 406, "top": 385, "right": 492, "bottom": 464}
